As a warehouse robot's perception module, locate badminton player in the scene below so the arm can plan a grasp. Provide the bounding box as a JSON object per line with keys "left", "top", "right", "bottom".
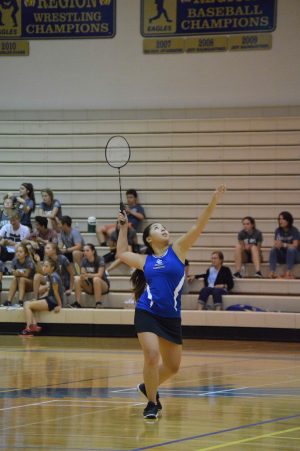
{"left": 117, "top": 185, "right": 226, "bottom": 419}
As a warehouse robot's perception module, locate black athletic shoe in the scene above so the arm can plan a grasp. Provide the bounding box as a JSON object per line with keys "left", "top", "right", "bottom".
{"left": 3, "top": 301, "right": 12, "bottom": 307}
{"left": 71, "top": 301, "right": 82, "bottom": 308}
{"left": 143, "top": 401, "right": 159, "bottom": 420}
{"left": 233, "top": 272, "right": 242, "bottom": 279}
{"left": 137, "top": 383, "right": 162, "bottom": 411}
{"left": 255, "top": 271, "right": 263, "bottom": 278}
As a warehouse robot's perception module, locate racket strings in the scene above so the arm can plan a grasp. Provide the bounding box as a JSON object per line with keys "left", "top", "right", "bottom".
{"left": 105, "top": 136, "right": 131, "bottom": 169}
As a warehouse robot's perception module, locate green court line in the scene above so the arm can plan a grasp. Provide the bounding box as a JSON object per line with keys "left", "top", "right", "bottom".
{"left": 198, "top": 425, "right": 300, "bottom": 450}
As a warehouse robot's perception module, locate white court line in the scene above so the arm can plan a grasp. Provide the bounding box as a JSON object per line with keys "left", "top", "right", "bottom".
{"left": 0, "top": 399, "right": 56, "bottom": 412}
{"left": 0, "top": 399, "right": 144, "bottom": 432}
{"left": 111, "top": 377, "right": 300, "bottom": 402}
{"left": 0, "top": 399, "right": 144, "bottom": 411}
{"left": 51, "top": 402, "right": 144, "bottom": 408}
{"left": 49, "top": 399, "right": 144, "bottom": 404}
{"left": 169, "top": 361, "right": 300, "bottom": 393}
{"left": 112, "top": 379, "right": 300, "bottom": 399}
{"left": 111, "top": 387, "right": 139, "bottom": 393}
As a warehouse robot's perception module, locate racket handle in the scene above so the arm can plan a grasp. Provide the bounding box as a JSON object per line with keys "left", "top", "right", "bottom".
{"left": 119, "top": 202, "right": 126, "bottom": 225}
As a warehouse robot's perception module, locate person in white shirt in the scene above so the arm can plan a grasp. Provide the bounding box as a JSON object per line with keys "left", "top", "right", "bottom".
{"left": 0, "top": 211, "right": 30, "bottom": 262}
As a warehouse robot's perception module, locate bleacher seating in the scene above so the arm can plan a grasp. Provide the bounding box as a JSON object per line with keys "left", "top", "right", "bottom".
{"left": 0, "top": 108, "right": 299, "bottom": 336}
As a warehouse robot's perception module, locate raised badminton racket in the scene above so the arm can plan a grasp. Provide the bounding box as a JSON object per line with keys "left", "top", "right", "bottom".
{"left": 105, "top": 135, "right": 131, "bottom": 222}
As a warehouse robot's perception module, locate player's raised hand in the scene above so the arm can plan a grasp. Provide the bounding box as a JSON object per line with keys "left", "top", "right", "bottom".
{"left": 118, "top": 211, "right": 128, "bottom": 227}
{"left": 214, "top": 184, "right": 226, "bottom": 203}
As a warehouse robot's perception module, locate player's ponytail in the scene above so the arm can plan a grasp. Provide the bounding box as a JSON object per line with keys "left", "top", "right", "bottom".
{"left": 130, "top": 224, "right": 154, "bottom": 301}
{"left": 130, "top": 269, "right": 146, "bottom": 301}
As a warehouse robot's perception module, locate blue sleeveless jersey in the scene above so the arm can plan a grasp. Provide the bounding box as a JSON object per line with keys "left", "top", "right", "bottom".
{"left": 136, "top": 246, "right": 185, "bottom": 318}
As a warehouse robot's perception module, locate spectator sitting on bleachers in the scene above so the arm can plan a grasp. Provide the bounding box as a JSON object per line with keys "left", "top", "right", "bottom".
{"left": 3, "top": 244, "right": 35, "bottom": 308}
{"left": 59, "top": 216, "right": 84, "bottom": 271}
{"left": 23, "top": 216, "right": 58, "bottom": 260}
{"left": 124, "top": 189, "right": 146, "bottom": 230}
{"left": 96, "top": 189, "right": 145, "bottom": 245}
{"left": 38, "top": 188, "right": 62, "bottom": 231}
{"left": 0, "top": 193, "right": 16, "bottom": 228}
{"left": 195, "top": 251, "right": 234, "bottom": 311}
{"left": 16, "top": 183, "right": 36, "bottom": 230}
{"left": 33, "top": 243, "right": 74, "bottom": 303}
{"left": 72, "top": 243, "right": 110, "bottom": 308}
{"left": 233, "top": 216, "right": 263, "bottom": 279}
{"left": 0, "top": 211, "right": 30, "bottom": 263}
{"left": 269, "top": 211, "right": 300, "bottom": 279}
{"left": 104, "top": 223, "right": 140, "bottom": 273}
{"left": 20, "top": 258, "right": 63, "bottom": 337}
{"left": 0, "top": 260, "right": 3, "bottom": 304}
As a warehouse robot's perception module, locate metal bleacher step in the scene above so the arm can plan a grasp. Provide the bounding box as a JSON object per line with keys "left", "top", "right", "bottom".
{"left": 1, "top": 175, "right": 299, "bottom": 192}
{"left": 1, "top": 307, "right": 299, "bottom": 330}
{"left": 1, "top": 275, "right": 298, "bottom": 296}
{"left": 84, "top": 232, "right": 275, "bottom": 248}
{"left": 68, "top": 261, "right": 300, "bottom": 279}
{"left": 95, "top": 245, "right": 272, "bottom": 263}
{"left": 1, "top": 292, "right": 300, "bottom": 314}
{"left": 7, "top": 189, "right": 299, "bottom": 206}
{"left": 72, "top": 219, "right": 285, "bottom": 234}
{"left": 1, "top": 115, "right": 300, "bottom": 134}
{"left": 1, "top": 273, "right": 299, "bottom": 314}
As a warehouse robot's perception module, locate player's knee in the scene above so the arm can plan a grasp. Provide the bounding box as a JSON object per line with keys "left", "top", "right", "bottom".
{"left": 287, "top": 247, "right": 296, "bottom": 256}
{"left": 144, "top": 349, "right": 160, "bottom": 367}
{"left": 34, "top": 273, "right": 41, "bottom": 281}
{"left": 93, "top": 277, "right": 101, "bottom": 287}
{"left": 166, "top": 359, "right": 180, "bottom": 375}
{"left": 23, "top": 300, "right": 31, "bottom": 310}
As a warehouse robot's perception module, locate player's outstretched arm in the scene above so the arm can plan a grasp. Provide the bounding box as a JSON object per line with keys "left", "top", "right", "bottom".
{"left": 173, "top": 185, "right": 226, "bottom": 260}
{"left": 116, "top": 212, "right": 146, "bottom": 270}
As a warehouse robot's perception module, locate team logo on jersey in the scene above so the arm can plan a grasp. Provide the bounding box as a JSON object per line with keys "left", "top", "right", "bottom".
{"left": 153, "top": 258, "right": 165, "bottom": 270}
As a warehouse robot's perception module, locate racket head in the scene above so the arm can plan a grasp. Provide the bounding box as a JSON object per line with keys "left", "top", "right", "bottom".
{"left": 105, "top": 135, "right": 131, "bottom": 169}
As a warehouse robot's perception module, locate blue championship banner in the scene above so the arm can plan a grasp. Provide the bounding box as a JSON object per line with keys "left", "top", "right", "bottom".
{"left": 141, "top": 0, "right": 277, "bottom": 37}
{"left": 0, "top": 0, "right": 115, "bottom": 40}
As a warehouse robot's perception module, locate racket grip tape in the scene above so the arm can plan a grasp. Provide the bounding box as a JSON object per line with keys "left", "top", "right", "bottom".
{"left": 119, "top": 202, "right": 126, "bottom": 225}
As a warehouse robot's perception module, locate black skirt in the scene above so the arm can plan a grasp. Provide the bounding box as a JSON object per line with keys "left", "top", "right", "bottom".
{"left": 134, "top": 308, "right": 182, "bottom": 345}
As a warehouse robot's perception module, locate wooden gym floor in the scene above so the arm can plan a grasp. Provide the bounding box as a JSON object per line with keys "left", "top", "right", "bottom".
{"left": 1, "top": 336, "right": 300, "bottom": 451}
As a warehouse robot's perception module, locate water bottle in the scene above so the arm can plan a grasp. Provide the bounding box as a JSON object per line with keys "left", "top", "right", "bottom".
{"left": 87, "top": 217, "right": 96, "bottom": 233}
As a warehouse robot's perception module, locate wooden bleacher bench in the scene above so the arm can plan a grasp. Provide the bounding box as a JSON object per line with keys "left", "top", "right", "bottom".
{"left": 0, "top": 110, "right": 299, "bottom": 337}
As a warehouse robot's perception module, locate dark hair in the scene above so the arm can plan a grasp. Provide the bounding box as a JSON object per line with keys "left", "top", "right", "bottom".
{"left": 44, "top": 257, "right": 58, "bottom": 272}
{"left": 126, "top": 189, "right": 138, "bottom": 199}
{"left": 278, "top": 211, "right": 294, "bottom": 228}
{"left": 3, "top": 192, "right": 17, "bottom": 207}
{"left": 84, "top": 243, "right": 100, "bottom": 272}
{"left": 41, "top": 188, "right": 54, "bottom": 203}
{"left": 61, "top": 215, "right": 72, "bottom": 227}
{"left": 35, "top": 216, "right": 48, "bottom": 228}
{"left": 130, "top": 224, "right": 154, "bottom": 301}
{"left": 21, "top": 183, "right": 36, "bottom": 212}
{"left": 242, "top": 216, "right": 256, "bottom": 228}
{"left": 211, "top": 251, "right": 224, "bottom": 262}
